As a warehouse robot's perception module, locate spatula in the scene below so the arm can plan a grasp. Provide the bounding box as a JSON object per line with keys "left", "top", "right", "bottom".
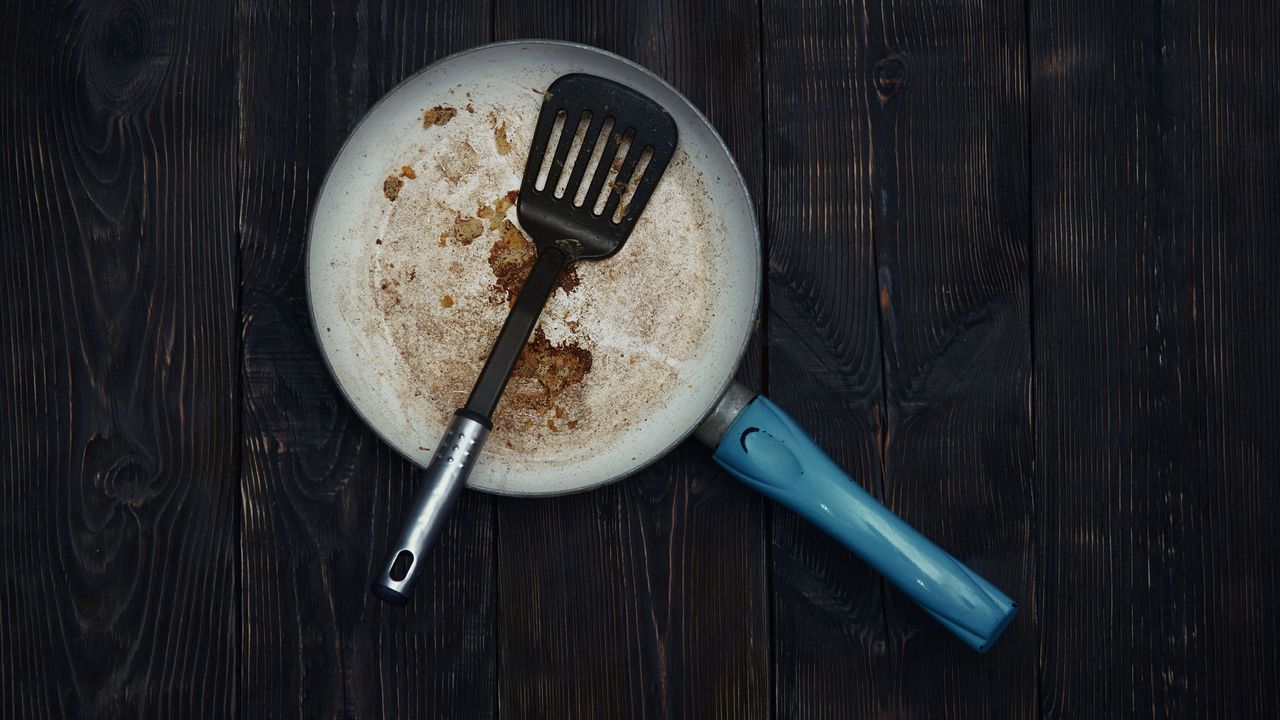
{"left": 372, "top": 74, "right": 679, "bottom": 604}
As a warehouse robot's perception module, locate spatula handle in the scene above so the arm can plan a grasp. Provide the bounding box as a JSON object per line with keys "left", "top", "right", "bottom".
{"left": 370, "top": 411, "right": 490, "bottom": 604}
{"left": 373, "top": 245, "right": 570, "bottom": 605}
{"left": 464, "top": 246, "right": 571, "bottom": 419}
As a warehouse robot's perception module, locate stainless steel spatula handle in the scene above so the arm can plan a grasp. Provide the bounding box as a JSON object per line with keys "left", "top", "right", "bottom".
{"left": 370, "top": 412, "right": 490, "bottom": 604}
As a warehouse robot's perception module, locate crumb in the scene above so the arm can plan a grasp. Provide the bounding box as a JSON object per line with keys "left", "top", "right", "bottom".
{"left": 423, "top": 105, "right": 457, "bottom": 126}
{"left": 466, "top": 102, "right": 475, "bottom": 113}
{"left": 439, "top": 214, "right": 485, "bottom": 247}
{"left": 568, "top": 420, "right": 579, "bottom": 429}
{"left": 628, "top": 356, "right": 636, "bottom": 365}
{"left": 383, "top": 175, "right": 403, "bottom": 201}
{"left": 496, "top": 190, "right": 518, "bottom": 215}
{"left": 375, "top": 238, "right": 382, "bottom": 245}
{"left": 400, "top": 165, "right": 417, "bottom": 179}
{"left": 494, "top": 120, "right": 511, "bottom": 155}
{"left": 441, "top": 294, "right": 454, "bottom": 308}
{"left": 419, "top": 446, "right": 429, "bottom": 451}
{"left": 478, "top": 190, "right": 519, "bottom": 229}
{"left": 455, "top": 215, "right": 484, "bottom": 245}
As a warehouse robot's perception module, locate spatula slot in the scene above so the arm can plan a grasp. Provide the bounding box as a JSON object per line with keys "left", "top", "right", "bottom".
{"left": 572, "top": 117, "right": 616, "bottom": 207}
{"left": 534, "top": 109, "right": 567, "bottom": 192}
{"left": 612, "top": 146, "right": 655, "bottom": 224}
{"left": 554, "top": 111, "right": 593, "bottom": 199}
{"left": 592, "top": 128, "right": 636, "bottom": 216}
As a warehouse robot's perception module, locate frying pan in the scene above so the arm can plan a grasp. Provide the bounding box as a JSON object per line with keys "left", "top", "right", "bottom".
{"left": 307, "top": 40, "right": 1016, "bottom": 651}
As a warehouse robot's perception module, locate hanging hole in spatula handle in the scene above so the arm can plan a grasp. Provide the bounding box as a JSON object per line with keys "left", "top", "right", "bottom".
{"left": 370, "top": 411, "right": 490, "bottom": 605}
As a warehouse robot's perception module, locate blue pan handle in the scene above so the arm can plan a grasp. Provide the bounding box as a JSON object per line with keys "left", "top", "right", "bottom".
{"left": 699, "top": 384, "right": 1016, "bottom": 651}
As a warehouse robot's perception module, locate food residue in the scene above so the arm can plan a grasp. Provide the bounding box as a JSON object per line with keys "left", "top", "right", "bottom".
{"left": 476, "top": 190, "right": 519, "bottom": 229}
{"left": 504, "top": 326, "right": 593, "bottom": 415}
{"left": 438, "top": 213, "right": 485, "bottom": 247}
{"left": 488, "top": 110, "right": 513, "bottom": 156}
{"left": 423, "top": 105, "right": 457, "bottom": 126}
{"left": 441, "top": 294, "right": 454, "bottom": 308}
{"left": 435, "top": 137, "right": 477, "bottom": 183}
{"left": 494, "top": 120, "right": 511, "bottom": 155}
{"left": 400, "top": 165, "right": 417, "bottom": 179}
{"left": 488, "top": 219, "right": 579, "bottom": 301}
{"left": 383, "top": 175, "right": 403, "bottom": 201}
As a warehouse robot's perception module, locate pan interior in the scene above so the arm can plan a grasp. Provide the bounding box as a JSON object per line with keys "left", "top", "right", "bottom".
{"left": 307, "top": 42, "right": 757, "bottom": 495}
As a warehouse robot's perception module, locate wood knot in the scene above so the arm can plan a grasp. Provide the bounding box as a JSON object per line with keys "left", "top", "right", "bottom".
{"left": 87, "top": 1, "right": 171, "bottom": 111}
{"left": 873, "top": 55, "right": 907, "bottom": 100}
{"left": 86, "top": 434, "right": 160, "bottom": 509}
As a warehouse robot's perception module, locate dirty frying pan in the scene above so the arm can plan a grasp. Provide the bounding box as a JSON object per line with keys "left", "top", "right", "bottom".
{"left": 307, "top": 40, "right": 1016, "bottom": 651}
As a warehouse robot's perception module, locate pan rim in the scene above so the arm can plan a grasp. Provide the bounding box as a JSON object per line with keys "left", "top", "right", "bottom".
{"left": 305, "top": 39, "right": 761, "bottom": 497}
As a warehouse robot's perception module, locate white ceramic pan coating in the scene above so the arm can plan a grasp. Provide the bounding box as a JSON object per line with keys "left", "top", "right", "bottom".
{"left": 308, "top": 41, "right": 758, "bottom": 497}
{"left": 308, "top": 41, "right": 1018, "bottom": 651}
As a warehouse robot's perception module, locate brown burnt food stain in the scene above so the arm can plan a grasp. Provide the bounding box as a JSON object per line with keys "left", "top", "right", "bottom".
{"left": 488, "top": 219, "right": 579, "bottom": 302}
{"left": 423, "top": 105, "right": 457, "bottom": 126}
{"left": 488, "top": 110, "right": 513, "bottom": 155}
{"left": 436, "top": 137, "right": 478, "bottom": 184}
{"left": 378, "top": 275, "right": 403, "bottom": 308}
{"left": 383, "top": 175, "right": 403, "bottom": 201}
{"left": 477, "top": 190, "right": 519, "bottom": 229}
{"left": 495, "top": 121, "right": 511, "bottom": 155}
{"left": 441, "top": 294, "right": 454, "bottom": 308}
{"left": 400, "top": 165, "right": 417, "bottom": 179}
{"left": 439, "top": 213, "right": 485, "bottom": 247}
{"left": 502, "top": 326, "right": 592, "bottom": 417}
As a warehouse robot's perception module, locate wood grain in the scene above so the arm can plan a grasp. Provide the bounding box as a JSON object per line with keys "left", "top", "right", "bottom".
{"left": 762, "top": 0, "right": 1035, "bottom": 715}
{"left": 0, "top": 0, "right": 239, "bottom": 716}
{"left": 4, "top": 0, "right": 1279, "bottom": 716}
{"left": 1031, "top": 1, "right": 1280, "bottom": 716}
{"left": 236, "top": 1, "right": 495, "bottom": 717}
{"left": 492, "top": 2, "right": 770, "bottom": 718}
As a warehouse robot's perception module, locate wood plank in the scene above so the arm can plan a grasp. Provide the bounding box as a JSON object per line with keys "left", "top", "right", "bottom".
{"left": 763, "top": 0, "right": 1035, "bottom": 715}
{"left": 236, "top": 1, "right": 495, "bottom": 717}
{"left": 491, "top": 4, "right": 770, "bottom": 719}
{"left": 1031, "top": 1, "right": 1280, "bottom": 715}
{"left": 0, "top": 0, "right": 239, "bottom": 716}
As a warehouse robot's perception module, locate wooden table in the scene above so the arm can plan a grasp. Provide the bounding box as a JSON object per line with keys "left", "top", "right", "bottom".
{"left": 3, "top": 0, "right": 1277, "bottom": 717}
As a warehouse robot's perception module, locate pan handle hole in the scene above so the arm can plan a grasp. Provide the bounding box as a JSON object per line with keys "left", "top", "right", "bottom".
{"left": 389, "top": 550, "right": 414, "bottom": 581}
{"left": 534, "top": 109, "right": 567, "bottom": 192}
{"left": 593, "top": 128, "right": 636, "bottom": 216}
{"left": 612, "top": 146, "right": 654, "bottom": 224}
{"left": 573, "top": 117, "right": 616, "bottom": 207}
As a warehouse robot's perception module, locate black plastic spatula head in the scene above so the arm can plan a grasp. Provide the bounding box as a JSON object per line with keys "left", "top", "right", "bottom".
{"left": 517, "top": 73, "right": 679, "bottom": 258}
{"left": 371, "top": 74, "right": 678, "bottom": 605}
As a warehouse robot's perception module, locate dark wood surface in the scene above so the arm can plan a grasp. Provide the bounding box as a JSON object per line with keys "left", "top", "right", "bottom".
{"left": 1, "top": 0, "right": 1276, "bottom": 718}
